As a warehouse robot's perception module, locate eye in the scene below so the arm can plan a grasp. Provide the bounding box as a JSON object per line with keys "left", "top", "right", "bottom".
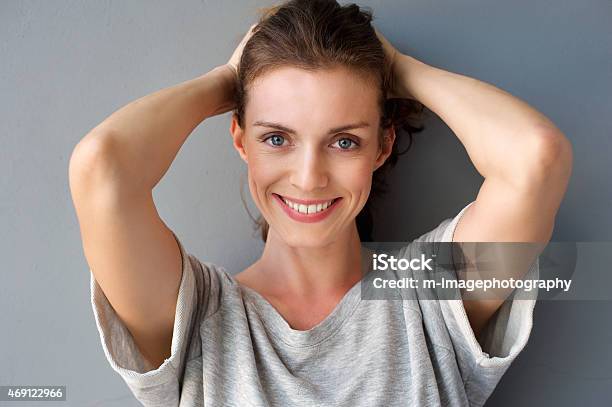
{"left": 262, "top": 133, "right": 287, "bottom": 147}
{"left": 260, "top": 133, "right": 360, "bottom": 151}
{"left": 332, "top": 137, "right": 360, "bottom": 151}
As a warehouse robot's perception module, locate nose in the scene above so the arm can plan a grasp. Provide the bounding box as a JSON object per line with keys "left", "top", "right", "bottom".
{"left": 289, "top": 146, "right": 329, "bottom": 192}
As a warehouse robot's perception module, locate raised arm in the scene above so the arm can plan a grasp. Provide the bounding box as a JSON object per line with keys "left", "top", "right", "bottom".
{"left": 69, "top": 65, "right": 237, "bottom": 370}
{"left": 69, "top": 20, "right": 257, "bottom": 369}
{"left": 377, "top": 29, "right": 573, "bottom": 338}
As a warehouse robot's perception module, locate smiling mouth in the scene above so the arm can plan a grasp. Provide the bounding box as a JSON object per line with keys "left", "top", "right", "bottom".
{"left": 273, "top": 193, "right": 341, "bottom": 215}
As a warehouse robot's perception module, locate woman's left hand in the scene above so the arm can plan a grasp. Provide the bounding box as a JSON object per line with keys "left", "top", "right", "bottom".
{"left": 375, "top": 28, "right": 418, "bottom": 100}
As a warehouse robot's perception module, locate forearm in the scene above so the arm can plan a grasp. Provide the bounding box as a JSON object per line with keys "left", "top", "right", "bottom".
{"left": 395, "top": 55, "right": 568, "bottom": 185}
{"left": 78, "top": 65, "right": 236, "bottom": 191}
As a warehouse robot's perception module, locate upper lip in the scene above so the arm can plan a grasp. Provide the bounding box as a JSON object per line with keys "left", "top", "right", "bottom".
{"left": 275, "top": 194, "right": 339, "bottom": 205}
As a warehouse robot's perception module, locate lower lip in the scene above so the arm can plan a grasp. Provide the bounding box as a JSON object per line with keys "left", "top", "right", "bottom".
{"left": 273, "top": 194, "right": 342, "bottom": 223}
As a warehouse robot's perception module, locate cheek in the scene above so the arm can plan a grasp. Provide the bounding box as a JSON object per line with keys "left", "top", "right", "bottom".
{"left": 248, "top": 155, "right": 278, "bottom": 186}
{"left": 245, "top": 152, "right": 284, "bottom": 205}
{"left": 333, "top": 159, "right": 374, "bottom": 195}
{"left": 244, "top": 139, "right": 273, "bottom": 182}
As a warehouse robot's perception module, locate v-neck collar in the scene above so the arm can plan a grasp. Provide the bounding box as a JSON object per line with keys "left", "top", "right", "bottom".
{"left": 232, "top": 246, "right": 374, "bottom": 348}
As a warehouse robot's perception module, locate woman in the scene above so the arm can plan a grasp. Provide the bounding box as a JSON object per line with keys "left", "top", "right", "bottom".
{"left": 69, "top": 1, "right": 572, "bottom": 406}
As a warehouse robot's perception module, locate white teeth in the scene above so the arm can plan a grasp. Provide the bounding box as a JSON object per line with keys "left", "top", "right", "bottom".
{"left": 281, "top": 196, "right": 336, "bottom": 214}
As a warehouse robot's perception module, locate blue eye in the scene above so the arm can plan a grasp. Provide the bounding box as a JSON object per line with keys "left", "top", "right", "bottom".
{"left": 261, "top": 133, "right": 360, "bottom": 151}
{"left": 333, "top": 137, "right": 359, "bottom": 150}
{"left": 263, "top": 134, "right": 286, "bottom": 147}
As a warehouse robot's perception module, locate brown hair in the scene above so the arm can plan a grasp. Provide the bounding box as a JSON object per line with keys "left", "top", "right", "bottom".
{"left": 235, "top": 0, "right": 425, "bottom": 242}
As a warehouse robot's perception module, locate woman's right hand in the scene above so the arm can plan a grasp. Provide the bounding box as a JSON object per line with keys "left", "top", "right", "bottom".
{"left": 226, "top": 24, "right": 258, "bottom": 83}
{"left": 206, "top": 23, "right": 258, "bottom": 117}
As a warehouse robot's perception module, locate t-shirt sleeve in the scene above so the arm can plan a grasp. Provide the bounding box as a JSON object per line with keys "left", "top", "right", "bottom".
{"left": 89, "top": 230, "right": 219, "bottom": 406}
{"left": 415, "top": 201, "right": 539, "bottom": 407}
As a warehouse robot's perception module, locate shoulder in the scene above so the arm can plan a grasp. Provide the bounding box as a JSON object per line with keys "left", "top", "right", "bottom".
{"left": 185, "top": 254, "right": 241, "bottom": 320}
{"left": 414, "top": 201, "right": 476, "bottom": 243}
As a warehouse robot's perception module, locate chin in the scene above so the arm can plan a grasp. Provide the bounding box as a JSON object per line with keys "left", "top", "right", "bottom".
{"left": 280, "top": 228, "right": 336, "bottom": 249}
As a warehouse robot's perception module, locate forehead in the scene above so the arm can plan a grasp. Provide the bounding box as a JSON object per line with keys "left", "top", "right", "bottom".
{"left": 245, "top": 66, "right": 380, "bottom": 128}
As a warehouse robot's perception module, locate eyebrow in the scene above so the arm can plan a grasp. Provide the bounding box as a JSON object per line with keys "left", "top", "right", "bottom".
{"left": 252, "top": 120, "right": 371, "bottom": 135}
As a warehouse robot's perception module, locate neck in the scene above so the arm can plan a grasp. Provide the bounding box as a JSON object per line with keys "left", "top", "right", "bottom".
{"left": 256, "top": 221, "right": 367, "bottom": 300}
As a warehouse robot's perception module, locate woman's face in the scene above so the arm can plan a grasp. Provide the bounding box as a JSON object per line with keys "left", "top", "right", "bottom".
{"left": 230, "top": 66, "right": 395, "bottom": 247}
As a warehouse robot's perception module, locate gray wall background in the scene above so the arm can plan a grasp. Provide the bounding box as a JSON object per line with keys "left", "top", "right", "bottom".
{"left": 1, "top": 0, "right": 610, "bottom": 405}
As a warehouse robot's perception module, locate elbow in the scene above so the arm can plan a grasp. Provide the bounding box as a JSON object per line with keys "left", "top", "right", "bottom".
{"left": 68, "top": 133, "right": 119, "bottom": 188}
{"left": 69, "top": 135, "right": 109, "bottom": 174}
{"left": 525, "top": 129, "right": 573, "bottom": 181}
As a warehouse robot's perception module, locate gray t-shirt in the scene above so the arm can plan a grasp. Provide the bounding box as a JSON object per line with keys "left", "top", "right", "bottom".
{"left": 90, "top": 201, "right": 539, "bottom": 406}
